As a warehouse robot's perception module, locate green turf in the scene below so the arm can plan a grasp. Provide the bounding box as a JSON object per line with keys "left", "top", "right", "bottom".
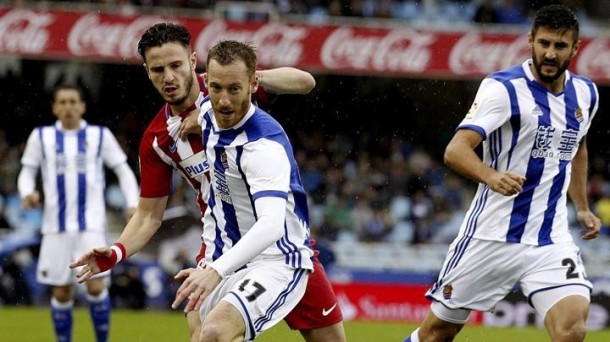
{"left": 0, "top": 307, "right": 609, "bottom": 341}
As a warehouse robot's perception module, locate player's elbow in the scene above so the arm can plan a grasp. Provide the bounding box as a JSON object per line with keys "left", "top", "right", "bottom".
{"left": 300, "top": 73, "right": 316, "bottom": 94}
{"left": 443, "top": 143, "right": 459, "bottom": 170}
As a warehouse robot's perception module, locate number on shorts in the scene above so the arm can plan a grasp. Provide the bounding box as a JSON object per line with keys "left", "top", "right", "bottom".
{"left": 238, "top": 279, "right": 267, "bottom": 302}
{"left": 562, "top": 258, "right": 579, "bottom": 279}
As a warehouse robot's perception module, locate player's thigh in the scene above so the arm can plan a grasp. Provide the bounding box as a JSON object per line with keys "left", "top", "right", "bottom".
{"left": 200, "top": 300, "right": 246, "bottom": 341}
{"left": 201, "top": 263, "right": 309, "bottom": 340}
{"left": 521, "top": 242, "right": 592, "bottom": 319}
{"left": 37, "top": 233, "right": 74, "bottom": 285}
{"left": 186, "top": 310, "right": 201, "bottom": 342}
{"left": 285, "top": 258, "right": 343, "bottom": 331}
{"left": 541, "top": 289, "right": 590, "bottom": 329}
{"left": 426, "top": 238, "right": 523, "bottom": 311}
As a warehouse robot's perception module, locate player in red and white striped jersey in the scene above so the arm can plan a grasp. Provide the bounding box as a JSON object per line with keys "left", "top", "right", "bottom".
{"left": 71, "top": 22, "right": 345, "bottom": 342}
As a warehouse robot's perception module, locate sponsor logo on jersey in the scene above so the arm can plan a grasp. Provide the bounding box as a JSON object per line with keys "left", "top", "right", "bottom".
{"left": 179, "top": 151, "right": 209, "bottom": 178}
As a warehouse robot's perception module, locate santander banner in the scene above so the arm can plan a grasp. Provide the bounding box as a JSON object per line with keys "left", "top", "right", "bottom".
{"left": 332, "top": 282, "right": 484, "bottom": 324}
{"left": 2, "top": 7, "right": 610, "bottom": 83}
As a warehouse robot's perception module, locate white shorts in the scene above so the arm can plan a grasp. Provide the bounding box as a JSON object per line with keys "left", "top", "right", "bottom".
{"left": 199, "top": 262, "right": 309, "bottom": 341}
{"left": 37, "top": 231, "right": 110, "bottom": 286}
{"left": 426, "top": 238, "right": 592, "bottom": 317}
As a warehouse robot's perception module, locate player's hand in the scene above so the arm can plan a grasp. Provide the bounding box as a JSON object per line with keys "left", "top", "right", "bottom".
{"left": 22, "top": 191, "right": 41, "bottom": 209}
{"left": 576, "top": 210, "right": 601, "bottom": 240}
{"left": 172, "top": 267, "right": 222, "bottom": 313}
{"left": 486, "top": 171, "right": 526, "bottom": 196}
{"left": 70, "top": 247, "right": 111, "bottom": 283}
{"left": 179, "top": 109, "right": 202, "bottom": 140}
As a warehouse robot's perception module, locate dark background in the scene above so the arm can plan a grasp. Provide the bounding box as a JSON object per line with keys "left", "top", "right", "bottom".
{"left": 3, "top": 59, "right": 609, "bottom": 176}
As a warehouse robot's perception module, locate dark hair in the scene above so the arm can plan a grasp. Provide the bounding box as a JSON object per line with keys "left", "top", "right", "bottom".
{"left": 531, "top": 4, "right": 579, "bottom": 41}
{"left": 52, "top": 83, "right": 86, "bottom": 103}
{"left": 137, "top": 23, "right": 191, "bottom": 60}
{"left": 206, "top": 40, "right": 257, "bottom": 78}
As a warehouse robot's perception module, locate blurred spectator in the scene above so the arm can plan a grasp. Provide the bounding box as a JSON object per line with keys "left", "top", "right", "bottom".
{"left": 109, "top": 261, "right": 147, "bottom": 309}
{"left": 472, "top": 0, "right": 499, "bottom": 24}
{"left": 497, "top": 0, "right": 527, "bottom": 24}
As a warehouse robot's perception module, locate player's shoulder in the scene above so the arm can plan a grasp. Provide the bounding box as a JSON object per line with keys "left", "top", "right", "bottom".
{"left": 486, "top": 63, "right": 526, "bottom": 84}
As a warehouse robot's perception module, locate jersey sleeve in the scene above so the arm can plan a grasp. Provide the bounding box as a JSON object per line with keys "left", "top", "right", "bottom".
{"left": 242, "top": 139, "right": 291, "bottom": 200}
{"left": 457, "top": 78, "right": 512, "bottom": 140}
{"left": 20, "top": 128, "right": 43, "bottom": 168}
{"left": 100, "top": 127, "right": 129, "bottom": 168}
{"left": 138, "top": 129, "right": 173, "bottom": 198}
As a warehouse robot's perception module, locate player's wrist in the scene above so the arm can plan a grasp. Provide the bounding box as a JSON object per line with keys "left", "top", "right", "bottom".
{"left": 110, "top": 242, "right": 127, "bottom": 264}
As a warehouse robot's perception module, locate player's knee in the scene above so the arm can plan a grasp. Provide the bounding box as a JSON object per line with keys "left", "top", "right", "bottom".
{"left": 51, "top": 286, "right": 74, "bottom": 302}
{"left": 199, "top": 322, "right": 229, "bottom": 342}
{"left": 550, "top": 320, "right": 586, "bottom": 342}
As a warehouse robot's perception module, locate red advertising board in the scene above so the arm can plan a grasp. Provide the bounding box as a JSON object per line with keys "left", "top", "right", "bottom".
{"left": 2, "top": 7, "right": 610, "bottom": 83}
{"left": 332, "top": 282, "right": 483, "bottom": 324}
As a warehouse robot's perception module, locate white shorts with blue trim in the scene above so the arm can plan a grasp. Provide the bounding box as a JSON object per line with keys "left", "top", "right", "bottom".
{"left": 426, "top": 238, "right": 591, "bottom": 318}
{"left": 199, "top": 261, "right": 309, "bottom": 341}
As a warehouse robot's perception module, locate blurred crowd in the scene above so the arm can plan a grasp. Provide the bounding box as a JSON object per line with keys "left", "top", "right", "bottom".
{"left": 4, "top": 0, "right": 607, "bottom": 28}
{"left": 2, "top": 122, "right": 610, "bottom": 247}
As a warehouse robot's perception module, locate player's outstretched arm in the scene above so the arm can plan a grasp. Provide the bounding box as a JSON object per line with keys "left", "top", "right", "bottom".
{"left": 69, "top": 196, "right": 168, "bottom": 282}
{"left": 257, "top": 67, "right": 316, "bottom": 95}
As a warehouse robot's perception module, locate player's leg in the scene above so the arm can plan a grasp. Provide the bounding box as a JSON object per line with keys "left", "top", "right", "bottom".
{"left": 198, "top": 263, "right": 309, "bottom": 341}
{"left": 522, "top": 242, "right": 592, "bottom": 342}
{"left": 186, "top": 309, "right": 201, "bottom": 342}
{"left": 199, "top": 300, "right": 247, "bottom": 342}
{"left": 85, "top": 278, "right": 111, "bottom": 342}
{"left": 50, "top": 285, "right": 75, "bottom": 342}
{"left": 284, "top": 257, "right": 346, "bottom": 342}
{"left": 80, "top": 231, "right": 112, "bottom": 342}
{"left": 38, "top": 233, "right": 76, "bottom": 341}
{"left": 541, "top": 292, "right": 589, "bottom": 342}
{"left": 406, "top": 239, "right": 524, "bottom": 341}
{"left": 404, "top": 302, "right": 467, "bottom": 342}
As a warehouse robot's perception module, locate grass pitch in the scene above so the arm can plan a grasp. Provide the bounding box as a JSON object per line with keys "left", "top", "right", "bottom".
{"left": 0, "top": 306, "right": 609, "bottom": 341}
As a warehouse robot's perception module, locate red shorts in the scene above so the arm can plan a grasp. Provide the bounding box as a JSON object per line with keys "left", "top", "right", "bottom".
{"left": 284, "top": 256, "right": 343, "bottom": 330}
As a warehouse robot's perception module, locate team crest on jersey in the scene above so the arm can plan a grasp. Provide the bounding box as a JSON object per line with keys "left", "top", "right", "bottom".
{"left": 575, "top": 107, "right": 583, "bottom": 122}
{"left": 221, "top": 152, "right": 229, "bottom": 170}
{"left": 443, "top": 284, "right": 453, "bottom": 299}
{"left": 465, "top": 102, "right": 478, "bottom": 119}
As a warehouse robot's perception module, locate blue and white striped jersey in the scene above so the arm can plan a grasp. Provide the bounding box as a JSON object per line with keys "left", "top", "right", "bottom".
{"left": 456, "top": 60, "right": 599, "bottom": 246}
{"left": 198, "top": 101, "right": 313, "bottom": 276}
{"left": 20, "top": 120, "right": 134, "bottom": 234}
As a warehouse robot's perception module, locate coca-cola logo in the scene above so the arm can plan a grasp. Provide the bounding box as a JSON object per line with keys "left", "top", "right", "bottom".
{"left": 68, "top": 14, "right": 168, "bottom": 58}
{"left": 320, "top": 28, "right": 433, "bottom": 72}
{"left": 194, "top": 20, "right": 306, "bottom": 66}
{"left": 449, "top": 32, "right": 529, "bottom": 75}
{"left": 576, "top": 38, "right": 610, "bottom": 80}
{"left": 0, "top": 9, "right": 53, "bottom": 54}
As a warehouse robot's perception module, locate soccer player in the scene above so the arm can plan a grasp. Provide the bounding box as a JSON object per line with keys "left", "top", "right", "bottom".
{"left": 404, "top": 4, "right": 600, "bottom": 342}
{"left": 171, "top": 39, "right": 316, "bottom": 341}
{"left": 70, "top": 23, "right": 345, "bottom": 342}
{"left": 18, "top": 83, "right": 139, "bottom": 342}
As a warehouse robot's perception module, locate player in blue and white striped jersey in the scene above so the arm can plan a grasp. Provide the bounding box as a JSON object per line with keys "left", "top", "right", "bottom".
{"left": 18, "top": 83, "right": 139, "bottom": 342}
{"left": 406, "top": 4, "right": 601, "bottom": 342}
{"left": 171, "top": 40, "right": 313, "bottom": 341}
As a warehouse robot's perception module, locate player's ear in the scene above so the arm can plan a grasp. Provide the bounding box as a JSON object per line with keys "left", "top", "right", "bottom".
{"left": 571, "top": 39, "right": 580, "bottom": 58}
{"left": 190, "top": 51, "right": 197, "bottom": 70}
{"left": 527, "top": 32, "right": 533, "bottom": 48}
{"left": 143, "top": 63, "right": 151, "bottom": 79}
{"left": 251, "top": 73, "right": 258, "bottom": 94}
